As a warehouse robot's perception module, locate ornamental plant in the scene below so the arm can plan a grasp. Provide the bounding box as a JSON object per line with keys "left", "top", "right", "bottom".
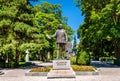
{"left": 30, "top": 66, "right": 52, "bottom": 72}
{"left": 71, "top": 65, "right": 95, "bottom": 71}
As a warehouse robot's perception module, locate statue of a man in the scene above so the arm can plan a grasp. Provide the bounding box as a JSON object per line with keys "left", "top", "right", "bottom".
{"left": 47, "top": 24, "right": 68, "bottom": 59}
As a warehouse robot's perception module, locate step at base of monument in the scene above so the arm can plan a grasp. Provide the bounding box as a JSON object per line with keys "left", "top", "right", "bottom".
{"left": 47, "top": 68, "right": 76, "bottom": 79}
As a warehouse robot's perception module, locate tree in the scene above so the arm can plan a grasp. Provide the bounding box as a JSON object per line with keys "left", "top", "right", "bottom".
{"left": 75, "top": 0, "right": 120, "bottom": 62}
{"left": 73, "top": 35, "right": 77, "bottom": 55}
{"left": 0, "top": 0, "right": 49, "bottom": 67}
{"left": 0, "top": 0, "right": 41, "bottom": 67}
{"left": 0, "top": 0, "right": 74, "bottom": 67}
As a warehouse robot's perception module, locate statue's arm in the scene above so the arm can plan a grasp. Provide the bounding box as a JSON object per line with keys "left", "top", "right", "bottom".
{"left": 46, "top": 30, "right": 57, "bottom": 39}
{"left": 51, "top": 30, "right": 57, "bottom": 38}
{"left": 46, "top": 34, "right": 51, "bottom": 39}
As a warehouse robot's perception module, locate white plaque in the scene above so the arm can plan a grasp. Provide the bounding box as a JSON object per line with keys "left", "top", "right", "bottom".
{"left": 53, "top": 60, "right": 70, "bottom": 70}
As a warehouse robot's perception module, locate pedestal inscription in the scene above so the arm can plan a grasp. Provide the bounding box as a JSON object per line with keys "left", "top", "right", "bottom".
{"left": 53, "top": 60, "right": 70, "bottom": 70}
{"left": 47, "top": 60, "right": 75, "bottom": 78}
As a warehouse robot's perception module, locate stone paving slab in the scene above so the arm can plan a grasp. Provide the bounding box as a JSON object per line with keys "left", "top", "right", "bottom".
{"left": 99, "top": 68, "right": 120, "bottom": 75}
{"left": 76, "top": 75, "right": 120, "bottom": 81}
{"left": 0, "top": 76, "right": 76, "bottom": 81}
{"left": 0, "top": 61, "right": 120, "bottom": 81}
{"left": 1, "top": 69, "right": 28, "bottom": 77}
{"left": 0, "top": 70, "right": 120, "bottom": 81}
{"left": 1, "top": 75, "right": 120, "bottom": 81}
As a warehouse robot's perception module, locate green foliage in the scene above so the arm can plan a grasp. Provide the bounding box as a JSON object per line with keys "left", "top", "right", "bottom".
{"left": 19, "top": 62, "right": 32, "bottom": 68}
{"left": 75, "top": 0, "right": 120, "bottom": 62}
{"left": 100, "top": 57, "right": 116, "bottom": 62}
{"left": 76, "top": 51, "right": 90, "bottom": 65}
{"left": 0, "top": 0, "right": 74, "bottom": 67}
{"left": 114, "top": 59, "right": 120, "bottom": 66}
{"left": 0, "top": 0, "right": 36, "bottom": 67}
{"left": 73, "top": 36, "right": 77, "bottom": 55}
{"left": 70, "top": 56, "right": 76, "bottom": 64}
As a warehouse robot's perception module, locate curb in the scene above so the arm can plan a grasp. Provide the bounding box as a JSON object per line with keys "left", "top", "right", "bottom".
{"left": 25, "top": 70, "right": 99, "bottom": 76}
{"left": 25, "top": 70, "right": 48, "bottom": 76}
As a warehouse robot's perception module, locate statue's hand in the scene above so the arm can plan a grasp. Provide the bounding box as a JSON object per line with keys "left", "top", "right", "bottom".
{"left": 46, "top": 34, "right": 51, "bottom": 39}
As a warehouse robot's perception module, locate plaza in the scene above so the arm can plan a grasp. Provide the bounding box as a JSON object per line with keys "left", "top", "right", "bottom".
{"left": 0, "top": 61, "right": 120, "bottom": 81}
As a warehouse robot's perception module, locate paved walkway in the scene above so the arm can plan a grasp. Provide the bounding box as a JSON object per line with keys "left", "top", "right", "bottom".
{"left": 0, "top": 61, "right": 120, "bottom": 81}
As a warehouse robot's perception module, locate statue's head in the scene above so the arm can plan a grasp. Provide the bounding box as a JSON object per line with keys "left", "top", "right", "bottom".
{"left": 58, "top": 24, "right": 62, "bottom": 29}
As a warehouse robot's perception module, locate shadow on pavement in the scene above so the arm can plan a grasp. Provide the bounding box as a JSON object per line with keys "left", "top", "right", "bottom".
{"left": 90, "top": 61, "right": 120, "bottom": 68}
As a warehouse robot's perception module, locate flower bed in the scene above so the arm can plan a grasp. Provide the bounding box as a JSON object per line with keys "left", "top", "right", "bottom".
{"left": 30, "top": 65, "right": 95, "bottom": 72}
{"left": 30, "top": 66, "right": 52, "bottom": 72}
{"left": 71, "top": 65, "right": 95, "bottom": 72}
{"left": 26, "top": 65, "right": 98, "bottom": 76}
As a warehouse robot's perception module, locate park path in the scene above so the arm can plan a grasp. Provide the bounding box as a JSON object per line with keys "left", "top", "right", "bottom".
{"left": 0, "top": 61, "right": 120, "bottom": 81}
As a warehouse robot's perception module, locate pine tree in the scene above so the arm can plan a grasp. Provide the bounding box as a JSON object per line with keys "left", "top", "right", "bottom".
{"left": 73, "top": 35, "right": 77, "bottom": 55}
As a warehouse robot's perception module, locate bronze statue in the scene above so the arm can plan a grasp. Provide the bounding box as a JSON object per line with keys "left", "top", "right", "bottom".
{"left": 47, "top": 24, "right": 68, "bottom": 59}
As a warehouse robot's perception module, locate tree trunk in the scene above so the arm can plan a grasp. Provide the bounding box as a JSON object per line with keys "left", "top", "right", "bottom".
{"left": 15, "top": 47, "right": 19, "bottom": 67}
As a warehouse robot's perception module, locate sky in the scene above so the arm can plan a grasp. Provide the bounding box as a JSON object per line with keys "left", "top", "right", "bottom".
{"left": 30, "top": 0, "right": 84, "bottom": 43}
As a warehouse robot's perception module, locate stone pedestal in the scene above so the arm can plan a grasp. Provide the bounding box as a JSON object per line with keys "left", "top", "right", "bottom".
{"left": 47, "top": 60, "right": 76, "bottom": 79}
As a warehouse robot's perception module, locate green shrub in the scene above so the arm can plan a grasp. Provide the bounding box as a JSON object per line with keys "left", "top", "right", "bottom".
{"left": 19, "top": 62, "right": 32, "bottom": 68}
{"left": 0, "top": 62, "right": 5, "bottom": 68}
{"left": 76, "top": 51, "right": 90, "bottom": 65}
{"left": 114, "top": 59, "right": 120, "bottom": 66}
{"left": 70, "top": 56, "right": 76, "bottom": 64}
{"left": 100, "top": 57, "right": 116, "bottom": 63}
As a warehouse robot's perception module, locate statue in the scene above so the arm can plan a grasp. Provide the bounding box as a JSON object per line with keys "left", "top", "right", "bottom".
{"left": 47, "top": 24, "right": 68, "bottom": 59}
{"left": 25, "top": 49, "right": 29, "bottom": 62}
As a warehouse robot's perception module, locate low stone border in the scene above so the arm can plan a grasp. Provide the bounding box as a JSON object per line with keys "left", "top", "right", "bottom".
{"left": 25, "top": 70, "right": 47, "bottom": 76}
{"left": 25, "top": 70, "right": 99, "bottom": 76}
{"left": 25, "top": 72, "right": 48, "bottom": 76}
